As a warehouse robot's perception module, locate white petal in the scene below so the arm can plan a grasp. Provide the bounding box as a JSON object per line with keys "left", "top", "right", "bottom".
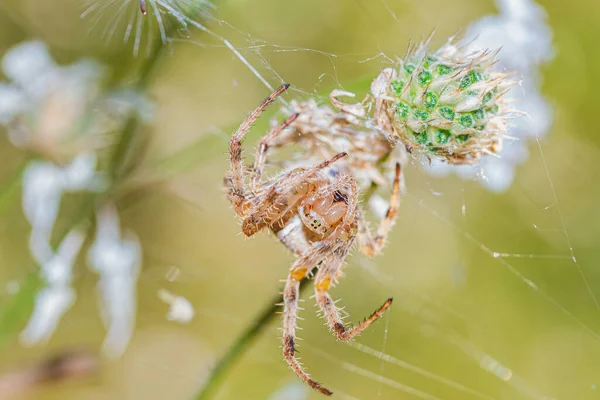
{"left": 0, "top": 83, "right": 25, "bottom": 124}
{"left": 88, "top": 203, "right": 142, "bottom": 358}
{"left": 29, "top": 227, "right": 54, "bottom": 265}
{"left": 42, "top": 229, "right": 86, "bottom": 285}
{"left": 97, "top": 277, "right": 137, "bottom": 358}
{"left": 2, "top": 41, "right": 56, "bottom": 87}
{"left": 22, "top": 161, "right": 64, "bottom": 236}
{"left": 158, "top": 289, "right": 195, "bottom": 324}
{"left": 62, "top": 153, "right": 98, "bottom": 191}
{"left": 20, "top": 287, "right": 75, "bottom": 346}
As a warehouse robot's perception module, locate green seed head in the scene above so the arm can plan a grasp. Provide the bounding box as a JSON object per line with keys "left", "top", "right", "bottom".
{"left": 378, "top": 37, "right": 515, "bottom": 164}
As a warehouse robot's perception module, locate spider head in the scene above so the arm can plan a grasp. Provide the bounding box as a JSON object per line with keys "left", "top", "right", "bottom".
{"left": 299, "top": 190, "right": 349, "bottom": 236}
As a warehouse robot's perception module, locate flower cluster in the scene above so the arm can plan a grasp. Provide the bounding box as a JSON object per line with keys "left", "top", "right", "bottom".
{"left": 0, "top": 40, "right": 145, "bottom": 357}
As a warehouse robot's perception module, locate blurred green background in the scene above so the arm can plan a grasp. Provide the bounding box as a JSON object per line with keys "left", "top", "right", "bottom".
{"left": 1, "top": 0, "right": 600, "bottom": 399}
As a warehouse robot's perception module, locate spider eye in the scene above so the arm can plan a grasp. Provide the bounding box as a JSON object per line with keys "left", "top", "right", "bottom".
{"left": 333, "top": 190, "right": 348, "bottom": 204}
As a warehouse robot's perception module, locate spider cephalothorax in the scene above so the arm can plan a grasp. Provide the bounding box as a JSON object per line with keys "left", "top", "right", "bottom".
{"left": 225, "top": 84, "right": 402, "bottom": 395}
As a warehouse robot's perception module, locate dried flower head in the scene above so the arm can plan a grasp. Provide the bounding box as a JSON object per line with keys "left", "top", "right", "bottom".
{"left": 81, "top": 0, "right": 212, "bottom": 56}
{"left": 277, "top": 91, "right": 402, "bottom": 191}
{"left": 375, "top": 36, "right": 518, "bottom": 165}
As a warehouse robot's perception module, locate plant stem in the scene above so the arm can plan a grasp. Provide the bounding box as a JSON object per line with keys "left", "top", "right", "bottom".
{"left": 194, "top": 280, "right": 309, "bottom": 400}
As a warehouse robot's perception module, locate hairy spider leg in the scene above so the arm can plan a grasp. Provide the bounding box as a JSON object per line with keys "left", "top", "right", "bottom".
{"left": 251, "top": 113, "right": 300, "bottom": 194}
{"left": 314, "top": 248, "right": 393, "bottom": 341}
{"left": 281, "top": 170, "right": 363, "bottom": 396}
{"left": 226, "top": 84, "right": 290, "bottom": 216}
{"left": 358, "top": 162, "right": 403, "bottom": 257}
{"left": 283, "top": 240, "right": 347, "bottom": 397}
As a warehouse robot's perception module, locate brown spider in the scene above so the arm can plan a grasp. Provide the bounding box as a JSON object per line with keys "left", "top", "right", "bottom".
{"left": 225, "top": 84, "right": 402, "bottom": 395}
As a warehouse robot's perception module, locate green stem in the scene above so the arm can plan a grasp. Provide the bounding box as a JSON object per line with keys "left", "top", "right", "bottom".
{"left": 194, "top": 280, "right": 309, "bottom": 400}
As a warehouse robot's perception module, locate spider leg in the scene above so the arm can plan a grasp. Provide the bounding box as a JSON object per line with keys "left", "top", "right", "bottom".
{"left": 282, "top": 251, "right": 336, "bottom": 396}
{"left": 314, "top": 243, "right": 393, "bottom": 342}
{"left": 250, "top": 113, "right": 299, "bottom": 194}
{"left": 296, "top": 152, "right": 348, "bottom": 184}
{"left": 225, "top": 84, "right": 290, "bottom": 216}
{"left": 358, "top": 162, "right": 403, "bottom": 257}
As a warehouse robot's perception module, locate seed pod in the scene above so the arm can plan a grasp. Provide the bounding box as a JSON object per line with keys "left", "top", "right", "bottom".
{"left": 377, "top": 37, "right": 517, "bottom": 165}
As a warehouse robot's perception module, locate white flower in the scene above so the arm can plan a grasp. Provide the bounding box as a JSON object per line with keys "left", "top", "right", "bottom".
{"left": 1, "top": 40, "right": 57, "bottom": 100}
{"left": 88, "top": 203, "right": 142, "bottom": 358}
{"left": 22, "top": 161, "right": 64, "bottom": 263}
{"left": 20, "top": 229, "right": 86, "bottom": 346}
{"left": 0, "top": 41, "right": 104, "bottom": 151}
{"left": 1, "top": 40, "right": 146, "bottom": 356}
{"left": 22, "top": 154, "right": 100, "bottom": 264}
{"left": 20, "top": 287, "right": 76, "bottom": 346}
{"left": 157, "top": 289, "right": 195, "bottom": 324}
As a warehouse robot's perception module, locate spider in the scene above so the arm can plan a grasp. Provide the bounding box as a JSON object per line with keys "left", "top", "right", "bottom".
{"left": 225, "top": 84, "right": 402, "bottom": 395}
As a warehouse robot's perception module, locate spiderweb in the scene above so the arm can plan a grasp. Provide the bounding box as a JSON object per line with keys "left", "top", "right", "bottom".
{"left": 133, "top": 1, "right": 599, "bottom": 398}
{"left": 2, "top": 1, "right": 599, "bottom": 400}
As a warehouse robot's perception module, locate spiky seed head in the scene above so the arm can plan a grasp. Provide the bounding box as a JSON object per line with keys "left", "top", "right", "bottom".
{"left": 377, "top": 37, "right": 516, "bottom": 165}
